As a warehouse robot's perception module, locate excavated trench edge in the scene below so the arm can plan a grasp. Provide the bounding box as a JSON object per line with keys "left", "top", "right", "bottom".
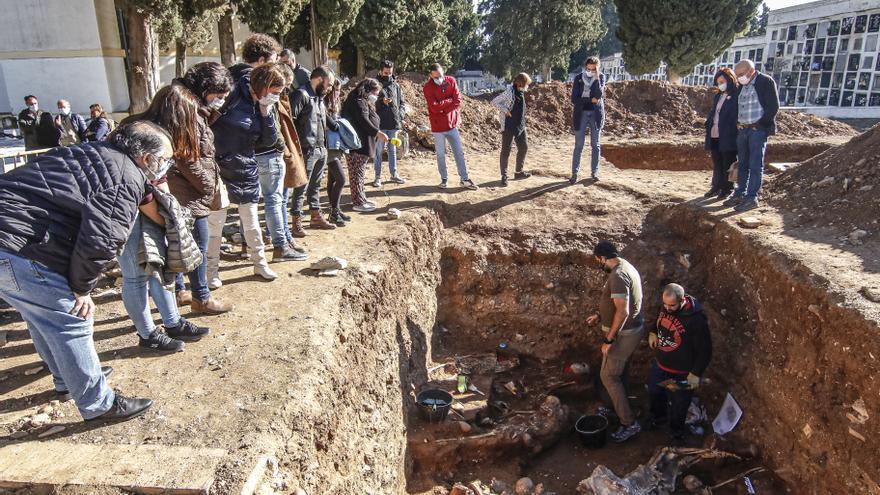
{"left": 258, "top": 201, "right": 878, "bottom": 495}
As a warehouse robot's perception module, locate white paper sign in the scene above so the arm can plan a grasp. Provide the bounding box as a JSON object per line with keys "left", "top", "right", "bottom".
{"left": 712, "top": 392, "right": 743, "bottom": 435}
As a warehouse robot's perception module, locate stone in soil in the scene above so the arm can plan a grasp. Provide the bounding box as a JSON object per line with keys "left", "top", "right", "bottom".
{"left": 738, "top": 216, "right": 763, "bottom": 229}
{"left": 860, "top": 286, "right": 880, "bottom": 303}
{"left": 37, "top": 425, "right": 66, "bottom": 438}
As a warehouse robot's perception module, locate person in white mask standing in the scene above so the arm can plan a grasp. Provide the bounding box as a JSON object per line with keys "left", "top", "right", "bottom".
{"left": 423, "top": 63, "right": 477, "bottom": 191}
{"left": 570, "top": 56, "right": 606, "bottom": 184}
{"left": 54, "top": 99, "right": 88, "bottom": 146}
{"left": 18, "top": 95, "right": 58, "bottom": 150}
{"left": 722, "top": 59, "right": 779, "bottom": 213}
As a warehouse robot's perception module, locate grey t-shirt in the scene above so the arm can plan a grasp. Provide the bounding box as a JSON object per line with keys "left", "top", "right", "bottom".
{"left": 599, "top": 258, "right": 643, "bottom": 331}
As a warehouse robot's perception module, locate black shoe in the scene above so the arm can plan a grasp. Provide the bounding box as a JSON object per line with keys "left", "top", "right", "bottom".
{"left": 500, "top": 176, "right": 509, "bottom": 187}
{"left": 139, "top": 330, "right": 185, "bottom": 352}
{"left": 703, "top": 188, "right": 719, "bottom": 198}
{"left": 165, "top": 317, "right": 210, "bottom": 341}
{"left": 569, "top": 175, "right": 578, "bottom": 185}
{"left": 734, "top": 199, "right": 759, "bottom": 212}
{"left": 514, "top": 171, "right": 531, "bottom": 179}
{"left": 273, "top": 244, "right": 308, "bottom": 262}
{"left": 722, "top": 194, "right": 743, "bottom": 207}
{"left": 56, "top": 366, "right": 114, "bottom": 402}
{"left": 329, "top": 210, "right": 348, "bottom": 227}
{"left": 716, "top": 189, "right": 732, "bottom": 200}
{"left": 337, "top": 211, "right": 352, "bottom": 222}
{"left": 85, "top": 393, "right": 153, "bottom": 423}
{"left": 590, "top": 173, "right": 599, "bottom": 181}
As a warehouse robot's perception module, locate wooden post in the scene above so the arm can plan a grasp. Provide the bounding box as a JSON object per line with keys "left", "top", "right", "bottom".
{"left": 124, "top": 4, "right": 159, "bottom": 113}
{"left": 218, "top": 9, "right": 236, "bottom": 67}
{"left": 175, "top": 39, "right": 187, "bottom": 77}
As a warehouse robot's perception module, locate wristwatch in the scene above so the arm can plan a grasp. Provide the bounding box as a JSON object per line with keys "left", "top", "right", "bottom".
{"left": 603, "top": 336, "right": 615, "bottom": 345}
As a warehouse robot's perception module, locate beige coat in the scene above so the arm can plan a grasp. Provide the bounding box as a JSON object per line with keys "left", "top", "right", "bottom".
{"left": 278, "top": 94, "right": 308, "bottom": 189}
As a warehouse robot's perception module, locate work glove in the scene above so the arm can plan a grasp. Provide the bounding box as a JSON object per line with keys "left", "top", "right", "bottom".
{"left": 687, "top": 373, "right": 700, "bottom": 389}
{"left": 648, "top": 333, "right": 658, "bottom": 349}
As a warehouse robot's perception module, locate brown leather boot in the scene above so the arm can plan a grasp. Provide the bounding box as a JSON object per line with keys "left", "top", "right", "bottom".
{"left": 310, "top": 209, "right": 337, "bottom": 230}
{"left": 291, "top": 215, "right": 307, "bottom": 238}
{"left": 176, "top": 290, "right": 192, "bottom": 306}
{"left": 191, "top": 296, "right": 234, "bottom": 315}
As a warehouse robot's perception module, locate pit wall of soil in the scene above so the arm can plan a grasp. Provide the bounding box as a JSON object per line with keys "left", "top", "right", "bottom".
{"left": 646, "top": 204, "right": 880, "bottom": 495}
{"left": 602, "top": 140, "right": 839, "bottom": 171}
{"left": 272, "top": 213, "right": 446, "bottom": 494}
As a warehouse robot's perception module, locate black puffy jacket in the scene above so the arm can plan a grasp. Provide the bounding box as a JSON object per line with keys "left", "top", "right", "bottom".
{"left": 290, "top": 85, "right": 336, "bottom": 152}
{"left": 342, "top": 92, "right": 381, "bottom": 158}
{"left": 212, "top": 65, "right": 279, "bottom": 204}
{"left": 0, "top": 143, "right": 147, "bottom": 294}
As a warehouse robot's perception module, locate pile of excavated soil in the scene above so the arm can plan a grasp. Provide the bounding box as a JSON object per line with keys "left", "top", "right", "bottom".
{"left": 767, "top": 124, "right": 880, "bottom": 234}
{"left": 393, "top": 76, "right": 855, "bottom": 150}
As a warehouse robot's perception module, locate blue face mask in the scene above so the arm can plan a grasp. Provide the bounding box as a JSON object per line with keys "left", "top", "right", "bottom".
{"left": 718, "top": 83, "right": 727, "bottom": 92}
{"left": 145, "top": 157, "right": 173, "bottom": 180}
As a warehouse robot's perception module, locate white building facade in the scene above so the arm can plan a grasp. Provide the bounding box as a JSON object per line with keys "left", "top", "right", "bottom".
{"left": 599, "top": 0, "right": 880, "bottom": 118}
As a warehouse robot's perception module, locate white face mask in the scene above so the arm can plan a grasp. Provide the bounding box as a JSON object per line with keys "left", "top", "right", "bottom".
{"left": 718, "top": 83, "right": 727, "bottom": 92}
{"left": 60, "top": 107, "right": 71, "bottom": 116}
{"left": 737, "top": 75, "right": 750, "bottom": 85}
{"left": 367, "top": 94, "right": 379, "bottom": 103}
{"left": 207, "top": 97, "right": 225, "bottom": 110}
{"left": 259, "top": 93, "right": 280, "bottom": 107}
{"left": 145, "top": 157, "right": 173, "bottom": 181}
{"left": 28, "top": 104, "right": 38, "bottom": 113}
{"left": 433, "top": 76, "right": 444, "bottom": 85}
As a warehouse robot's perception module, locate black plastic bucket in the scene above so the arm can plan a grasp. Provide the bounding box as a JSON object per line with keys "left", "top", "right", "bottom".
{"left": 416, "top": 389, "right": 453, "bottom": 423}
{"left": 575, "top": 414, "right": 609, "bottom": 449}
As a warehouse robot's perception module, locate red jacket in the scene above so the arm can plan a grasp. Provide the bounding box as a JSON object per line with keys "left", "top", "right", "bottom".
{"left": 423, "top": 75, "right": 461, "bottom": 133}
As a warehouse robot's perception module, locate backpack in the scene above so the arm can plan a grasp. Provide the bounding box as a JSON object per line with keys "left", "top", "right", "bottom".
{"left": 327, "top": 118, "right": 361, "bottom": 151}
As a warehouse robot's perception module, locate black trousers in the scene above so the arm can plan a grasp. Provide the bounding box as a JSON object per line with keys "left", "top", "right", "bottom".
{"left": 326, "top": 151, "right": 346, "bottom": 211}
{"left": 710, "top": 138, "right": 735, "bottom": 193}
{"left": 500, "top": 129, "right": 528, "bottom": 178}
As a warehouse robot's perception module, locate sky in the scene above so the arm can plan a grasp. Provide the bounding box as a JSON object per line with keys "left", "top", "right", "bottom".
{"left": 763, "top": 0, "right": 816, "bottom": 10}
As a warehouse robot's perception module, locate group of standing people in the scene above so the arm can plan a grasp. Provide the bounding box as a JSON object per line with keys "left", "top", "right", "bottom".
{"left": 705, "top": 59, "right": 780, "bottom": 212}
{"left": 18, "top": 96, "right": 114, "bottom": 150}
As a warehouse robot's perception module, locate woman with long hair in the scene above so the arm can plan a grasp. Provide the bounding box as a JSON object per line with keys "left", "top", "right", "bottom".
{"left": 211, "top": 62, "right": 286, "bottom": 280}
{"left": 164, "top": 62, "right": 236, "bottom": 313}
{"left": 116, "top": 84, "right": 213, "bottom": 352}
{"left": 704, "top": 67, "right": 739, "bottom": 199}
{"left": 342, "top": 78, "right": 387, "bottom": 212}
{"left": 324, "top": 79, "right": 350, "bottom": 225}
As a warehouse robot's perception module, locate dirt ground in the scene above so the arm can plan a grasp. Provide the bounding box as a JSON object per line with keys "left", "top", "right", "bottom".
{"left": 0, "top": 131, "right": 878, "bottom": 494}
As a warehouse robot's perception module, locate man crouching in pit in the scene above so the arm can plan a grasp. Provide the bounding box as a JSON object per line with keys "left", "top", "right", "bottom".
{"left": 585, "top": 240, "right": 644, "bottom": 443}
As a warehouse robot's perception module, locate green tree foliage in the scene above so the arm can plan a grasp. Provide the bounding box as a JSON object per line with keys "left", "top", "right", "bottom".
{"left": 235, "top": 0, "right": 309, "bottom": 38}
{"left": 347, "top": 0, "right": 408, "bottom": 71}
{"left": 287, "top": 0, "right": 365, "bottom": 65}
{"left": 481, "top": 0, "right": 604, "bottom": 81}
{"left": 746, "top": 4, "right": 770, "bottom": 37}
{"left": 385, "top": 0, "right": 452, "bottom": 72}
{"left": 616, "top": 0, "right": 761, "bottom": 79}
{"left": 567, "top": 0, "right": 620, "bottom": 72}
{"left": 153, "top": 1, "right": 227, "bottom": 52}
{"left": 443, "top": 0, "right": 481, "bottom": 70}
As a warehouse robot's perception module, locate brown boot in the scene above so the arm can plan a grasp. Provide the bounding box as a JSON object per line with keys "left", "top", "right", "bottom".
{"left": 291, "top": 215, "right": 307, "bottom": 238}
{"left": 310, "top": 209, "right": 337, "bottom": 230}
{"left": 191, "top": 296, "right": 234, "bottom": 315}
{"left": 176, "top": 290, "right": 192, "bottom": 306}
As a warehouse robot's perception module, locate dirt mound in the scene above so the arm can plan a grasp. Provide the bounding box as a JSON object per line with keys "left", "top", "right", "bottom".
{"left": 394, "top": 76, "right": 856, "bottom": 150}
{"left": 767, "top": 124, "right": 880, "bottom": 233}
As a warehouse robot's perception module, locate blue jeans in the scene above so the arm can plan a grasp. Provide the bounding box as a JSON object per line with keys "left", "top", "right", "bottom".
{"left": 174, "top": 215, "right": 209, "bottom": 301}
{"left": 118, "top": 216, "right": 180, "bottom": 339}
{"left": 0, "top": 250, "right": 115, "bottom": 419}
{"left": 374, "top": 128, "right": 398, "bottom": 180}
{"left": 433, "top": 128, "right": 470, "bottom": 182}
{"left": 734, "top": 128, "right": 768, "bottom": 201}
{"left": 647, "top": 360, "right": 694, "bottom": 436}
{"left": 279, "top": 188, "right": 293, "bottom": 242}
{"left": 257, "top": 152, "right": 287, "bottom": 248}
{"left": 572, "top": 111, "right": 601, "bottom": 177}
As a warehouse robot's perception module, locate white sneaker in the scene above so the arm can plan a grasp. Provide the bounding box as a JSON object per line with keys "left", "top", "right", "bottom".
{"left": 438, "top": 179, "right": 448, "bottom": 189}
{"left": 460, "top": 179, "right": 479, "bottom": 190}
{"left": 254, "top": 264, "right": 278, "bottom": 281}
{"left": 352, "top": 203, "right": 377, "bottom": 212}
{"left": 208, "top": 277, "right": 222, "bottom": 289}
{"left": 371, "top": 179, "right": 382, "bottom": 187}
